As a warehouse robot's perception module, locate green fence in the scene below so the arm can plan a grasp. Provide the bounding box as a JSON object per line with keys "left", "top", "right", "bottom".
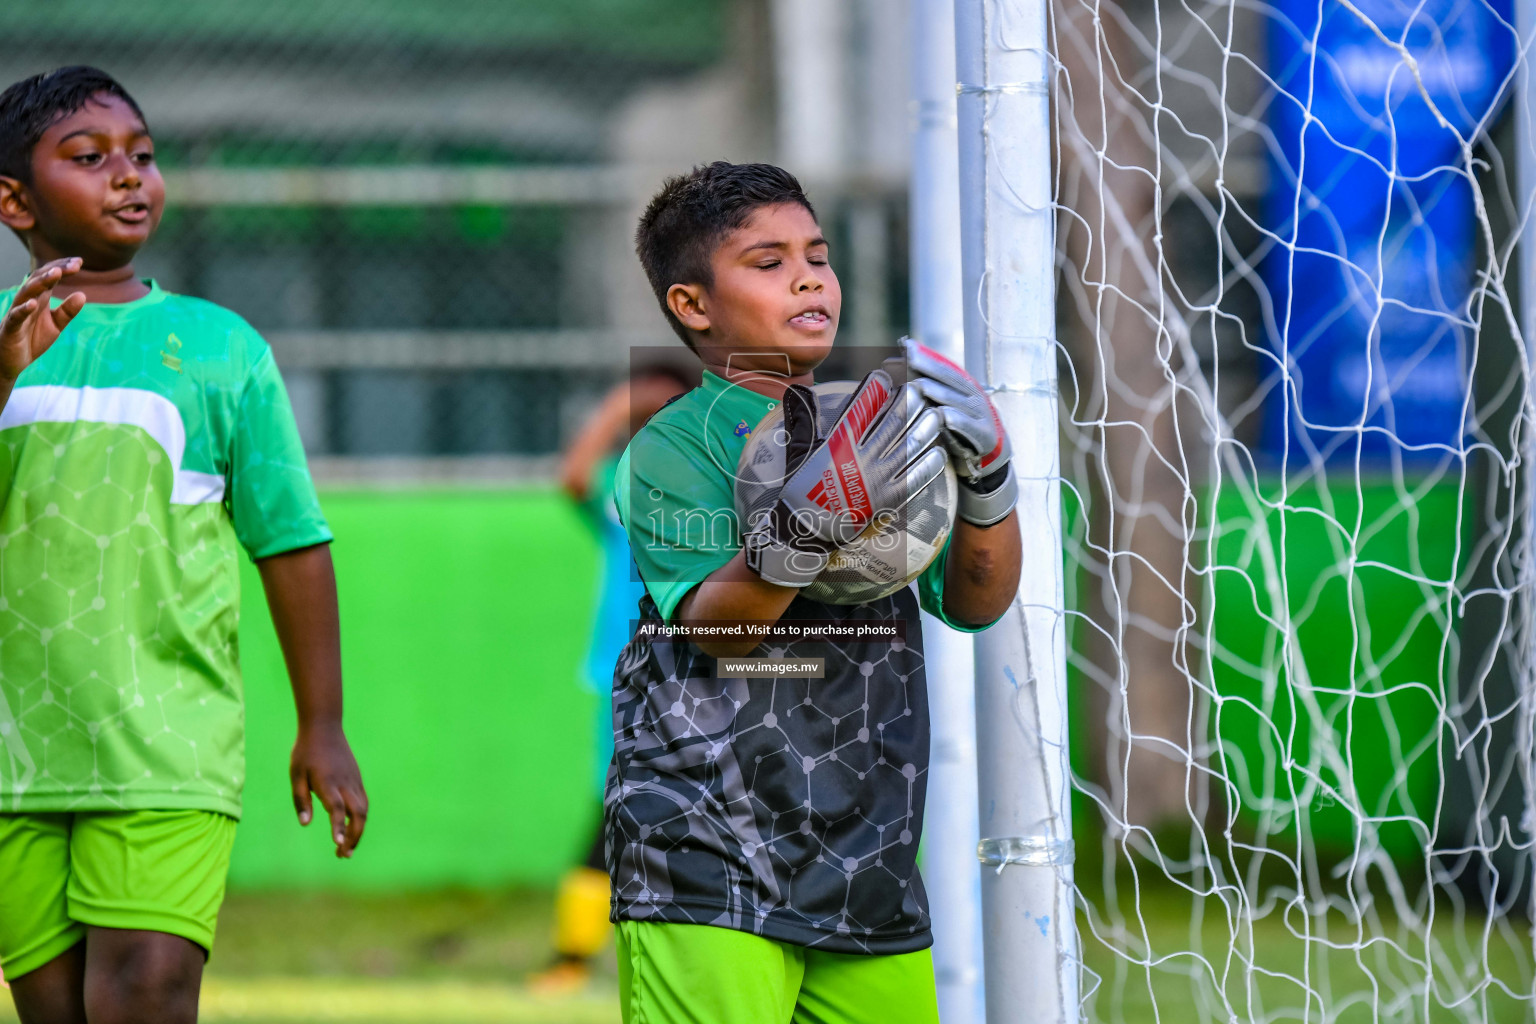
{"left": 229, "top": 488, "right": 603, "bottom": 890}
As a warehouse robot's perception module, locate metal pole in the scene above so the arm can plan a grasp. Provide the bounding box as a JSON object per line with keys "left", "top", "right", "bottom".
{"left": 910, "top": 0, "right": 985, "bottom": 1020}
{"left": 954, "top": 1, "right": 1078, "bottom": 1021}
{"left": 771, "top": 0, "right": 851, "bottom": 179}
{"left": 1517, "top": 0, "right": 1536, "bottom": 942}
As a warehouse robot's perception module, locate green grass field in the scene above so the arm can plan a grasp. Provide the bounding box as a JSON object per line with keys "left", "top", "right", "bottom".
{"left": 0, "top": 889, "right": 620, "bottom": 1024}
{"left": 3, "top": 886, "right": 1527, "bottom": 1023}
{"left": 1076, "top": 882, "right": 1534, "bottom": 1023}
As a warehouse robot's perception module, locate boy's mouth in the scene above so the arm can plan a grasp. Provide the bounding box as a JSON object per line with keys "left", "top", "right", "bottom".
{"left": 789, "top": 309, "right": 831, "bottom": 329}
{"left": 108, "top": 202, "right": 151, "bottom": 224}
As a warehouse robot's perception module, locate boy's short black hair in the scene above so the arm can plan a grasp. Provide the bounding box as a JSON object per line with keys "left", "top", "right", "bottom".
{"left": 0, "top": 66, "right": 146, "bottom": 183}
{"left": 635, "top": 162, "right": 817, "bottom": 349}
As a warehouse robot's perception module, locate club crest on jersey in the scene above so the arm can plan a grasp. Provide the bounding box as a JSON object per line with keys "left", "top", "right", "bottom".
{"left": 161, "top": 332, "right": 183, "bottom": 374}
{"left": 734, "top": 420, "right": 752, "bottom": 438}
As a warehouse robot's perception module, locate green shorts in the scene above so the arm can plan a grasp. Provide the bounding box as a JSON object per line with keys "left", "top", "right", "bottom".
{"left": 0, "top": 810, "right": 238, "bottom": 980}
{"left": 616, "top": 921, "right": 941, "bottom": 1024}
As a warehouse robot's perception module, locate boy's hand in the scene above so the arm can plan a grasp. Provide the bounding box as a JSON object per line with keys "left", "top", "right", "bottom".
{"left": 885, "top": 337, "right": 1019, "bottom": 526}
{"left": 1, "top": 258, "right": 85, "bottom": 383}
{"left": 257, "top": 544, "right": 367, "bottom": 860}
{"left": 744, "top": 369, "right": 947, "bottom": 586}
{"left": 291, "top": 723, "right": 369, "bottom": 858}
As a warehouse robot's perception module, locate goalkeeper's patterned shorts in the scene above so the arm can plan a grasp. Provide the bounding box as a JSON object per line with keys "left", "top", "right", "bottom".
{"left": 0, "top": 810, "right": 237, "bottom": 980}
{"left": 616, "top": 920, "right": 941, "bottom": 1024}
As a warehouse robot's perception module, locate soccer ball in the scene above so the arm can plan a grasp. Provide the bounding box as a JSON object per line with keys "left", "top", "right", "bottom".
{"left": 734, "top": 380, "right": 959, "bottom": 605}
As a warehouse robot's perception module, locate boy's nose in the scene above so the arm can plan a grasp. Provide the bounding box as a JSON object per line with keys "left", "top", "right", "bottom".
{"left": 111, "top": 156, "right": 141, "bottom": 188}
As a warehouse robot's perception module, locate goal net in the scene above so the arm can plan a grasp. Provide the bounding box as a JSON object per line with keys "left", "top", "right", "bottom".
{"left": 1043, "top": 0, "right": 1536, "bottom": 1019}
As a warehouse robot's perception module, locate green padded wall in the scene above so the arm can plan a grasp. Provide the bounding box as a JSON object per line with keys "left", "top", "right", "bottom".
{"left": 228, "top": 489, "right": 603, "bottom": 890}
{"left": 1066, "top": 479, "right": 1460, "bottom": 864}
{"left": 1207, "top": 480, "right": 1458, "bottom": 861}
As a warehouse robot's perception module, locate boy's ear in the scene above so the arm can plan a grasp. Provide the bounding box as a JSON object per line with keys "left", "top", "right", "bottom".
{"left": 666, "top": 283, "right": 710, "bottom": 334}
{"left": 0, "top": 176, "right": 35, "bottom": 233}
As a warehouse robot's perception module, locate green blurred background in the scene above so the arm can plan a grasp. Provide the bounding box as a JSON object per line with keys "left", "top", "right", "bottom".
{"left": 232, "top": 489, "right": 602, "bottom": 890}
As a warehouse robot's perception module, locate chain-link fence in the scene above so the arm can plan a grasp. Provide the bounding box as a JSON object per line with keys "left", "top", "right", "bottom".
{"left": 0, "top": 0, "right": 911, "bottom": 479}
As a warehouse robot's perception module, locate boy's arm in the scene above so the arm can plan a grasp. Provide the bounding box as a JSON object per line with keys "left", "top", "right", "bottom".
{"left": 0, "top": 258, "right": 85, "bottom": 413}
{"left": 674, "top": 509, "right": 1021, "bottom": 654}
{"left": 256, "top": 542, "right": 368, "bottom": 859}
{"left": 560, "top": 375, "right": 687, "bottom": 502}
{"left": 672, "top": 552, "right": 800, "bottom": 659}
{"left": 940, "top": 511, "right": 1023, "bottom": 627}
{"left": 559, "top": 382, "right": 630, "bottom": 502}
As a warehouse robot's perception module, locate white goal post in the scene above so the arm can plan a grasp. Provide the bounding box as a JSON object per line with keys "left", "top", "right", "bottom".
{"left": 955, "top": 1, "right": 1079, "bottom": 1023}
{"left": 942, "top": 0, "right": 1536, "bottom": 1021}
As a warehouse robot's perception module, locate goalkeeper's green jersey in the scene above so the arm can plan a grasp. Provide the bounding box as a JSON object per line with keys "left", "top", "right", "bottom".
{"left": 606, "top": 369, "right": 998, "bottom": 955}
{"left": 0, "top": 280, "right": 331, "bottom": 818}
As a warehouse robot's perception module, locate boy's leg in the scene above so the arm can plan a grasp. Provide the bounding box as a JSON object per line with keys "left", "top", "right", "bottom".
{"left": 7, "top": 944, "right": 85, "bottom": 1024}
{"left": 66, "top": 810, "right": 237, "bottom": 1024}
{"left": 791, "top": 946, "right": 941, "bottom": 1024}
{"left": 81, "top": 929, "right": 203, "bottom": 1024}
{"left": 616, "top": 920, "right": 803, "bottom": 1024}
{"left": 0, "top": 813, "right": 87, "bottom": 1024}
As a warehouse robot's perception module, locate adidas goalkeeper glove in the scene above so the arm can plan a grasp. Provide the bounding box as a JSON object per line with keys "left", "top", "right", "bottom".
{"left": 743, "top": 369, "right": 947, "bottom": 588}
{"left": 885, "top": 337, "right": 1018, "bottom": 526}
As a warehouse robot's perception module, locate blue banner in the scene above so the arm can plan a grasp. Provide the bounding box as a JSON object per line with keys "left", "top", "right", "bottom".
{"left": 1262, "top": 0, "right": 1513, "bottom": 465}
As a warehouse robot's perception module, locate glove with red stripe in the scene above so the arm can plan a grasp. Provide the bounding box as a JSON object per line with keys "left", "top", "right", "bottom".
{"left": 884, "top": 337, "right": 1018, "bottom": 526}
{"left": 743, "top": 369, "right": 947, "bottom": 587}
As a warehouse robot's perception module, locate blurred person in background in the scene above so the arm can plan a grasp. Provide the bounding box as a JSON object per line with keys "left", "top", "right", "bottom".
{"left": 529, "top": 361, "right": 696, "bottom": 993}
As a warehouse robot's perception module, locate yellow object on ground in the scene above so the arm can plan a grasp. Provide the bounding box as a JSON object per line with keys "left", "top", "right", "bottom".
{"left": 553, "top": 866, "right": 612, "bottom": 959}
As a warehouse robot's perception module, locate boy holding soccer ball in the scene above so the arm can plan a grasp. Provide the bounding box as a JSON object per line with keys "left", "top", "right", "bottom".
{"left": 0, "top": 67, "right": 366, "bottom": 1023}
{"left": 611, "top": 161, "right": 1021, "bottom": 1022}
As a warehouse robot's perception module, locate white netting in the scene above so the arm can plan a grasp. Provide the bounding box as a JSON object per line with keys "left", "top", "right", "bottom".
{"left": 1045, "top": 0, "right": 1536, "bottom": 1019}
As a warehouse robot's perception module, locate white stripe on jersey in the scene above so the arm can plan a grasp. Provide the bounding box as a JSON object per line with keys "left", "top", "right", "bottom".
{"left": 0, "top": 385, "right": 227, "bottom": 505}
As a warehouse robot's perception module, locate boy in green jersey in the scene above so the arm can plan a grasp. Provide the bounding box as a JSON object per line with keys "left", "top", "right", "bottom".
{"left": 0, "top": 67, "right": 367, "bottom": 1023}
{"left": 608, "top": 162, "right": 1022, "bottom": 1022}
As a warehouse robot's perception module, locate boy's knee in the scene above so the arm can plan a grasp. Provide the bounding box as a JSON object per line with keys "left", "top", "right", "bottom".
{"left": 83, "top": 932, "right": 202, "bottom": 1024}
